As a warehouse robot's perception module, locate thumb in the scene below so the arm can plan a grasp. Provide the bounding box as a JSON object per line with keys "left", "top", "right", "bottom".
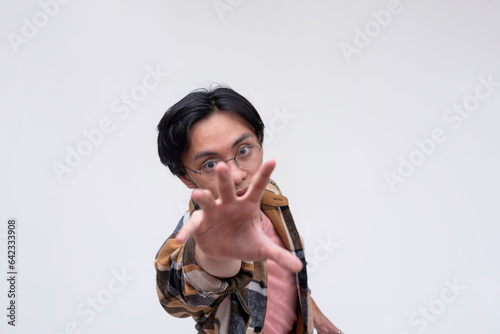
{"left": 175, "top": 210, "right": 202, "bottom": 243}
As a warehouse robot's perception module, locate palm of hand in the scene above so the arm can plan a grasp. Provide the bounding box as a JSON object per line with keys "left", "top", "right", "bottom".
{"left": 175, "top": 160, "right": 303, "bottom": 273}
{"left": 191, "top": 199, "right": 268, "bottom": 261}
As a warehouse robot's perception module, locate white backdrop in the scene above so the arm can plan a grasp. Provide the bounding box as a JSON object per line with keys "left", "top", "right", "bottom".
{"left": 1, "top": 0, "right": 499, "bottom": 333}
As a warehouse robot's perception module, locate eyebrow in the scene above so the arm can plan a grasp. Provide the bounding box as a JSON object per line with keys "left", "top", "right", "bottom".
{"left": 193, "top": 133, "right": 253, "bottom": 161}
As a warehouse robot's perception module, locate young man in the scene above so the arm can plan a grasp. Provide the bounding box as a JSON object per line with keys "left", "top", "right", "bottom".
{"left": 155, "top": 87, "right": 342, "bottom": 334}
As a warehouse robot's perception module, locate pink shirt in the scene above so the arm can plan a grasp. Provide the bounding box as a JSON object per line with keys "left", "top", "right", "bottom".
{"left": 261, "top": 211, "right": 298, "bottom": 333}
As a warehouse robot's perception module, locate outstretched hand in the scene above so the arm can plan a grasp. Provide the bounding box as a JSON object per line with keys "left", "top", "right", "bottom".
{"left": 175, "top": 159, "right": 303, "bottom": 275}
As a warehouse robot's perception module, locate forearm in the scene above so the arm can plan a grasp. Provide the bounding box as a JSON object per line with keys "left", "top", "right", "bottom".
{"left": 195, "top": 244, "right": 242, "bottom": 278}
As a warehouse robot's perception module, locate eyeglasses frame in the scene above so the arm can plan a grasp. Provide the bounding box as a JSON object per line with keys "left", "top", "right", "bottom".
{"left": 183, "top": 144, "right": 263, "bottom": 182}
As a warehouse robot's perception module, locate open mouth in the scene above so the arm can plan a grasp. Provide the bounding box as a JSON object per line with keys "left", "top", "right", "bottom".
{"left": 236, "top": 188, "right": 247, "bottom": 197}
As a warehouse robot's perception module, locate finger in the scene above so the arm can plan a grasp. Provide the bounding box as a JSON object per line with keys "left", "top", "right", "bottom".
{"left": 246, "top": 159, "right": 276, "bottom": 203}
{"left": 215, "top": 162, "right": 236, "bottom": 203}
{"left": 175, "top": 210, "right": 202, "bottom": 243}
{"left": 313, "top": 299, "right": 340, "bottom": 334}
{"left": 262, "top": 239, "right": 303, "bottom": 273}
{"left": 191, "top": 188, "right": 215, "bottom": 211}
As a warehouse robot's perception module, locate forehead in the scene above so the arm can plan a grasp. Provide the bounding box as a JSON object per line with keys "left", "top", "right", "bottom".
{"left": 185, "top": 112, "right": 257, "bottom": 158}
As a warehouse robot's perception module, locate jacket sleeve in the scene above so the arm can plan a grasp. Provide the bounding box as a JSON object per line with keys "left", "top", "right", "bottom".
{"left": 154, "top": 211, "right": 254, "bottom": 320}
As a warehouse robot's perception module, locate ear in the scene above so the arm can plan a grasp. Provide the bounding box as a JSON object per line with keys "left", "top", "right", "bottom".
{"left": 178, "top": 173, "right": 197, "bottom": 189}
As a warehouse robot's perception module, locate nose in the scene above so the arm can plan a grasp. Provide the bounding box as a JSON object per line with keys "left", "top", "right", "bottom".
{"left": 226, "top": 159, "right": 247, "bottom": 185}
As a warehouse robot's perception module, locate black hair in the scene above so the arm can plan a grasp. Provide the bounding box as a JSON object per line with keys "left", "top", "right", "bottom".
{"left": 157, "top": 86, "right": 265, "bottom": 176}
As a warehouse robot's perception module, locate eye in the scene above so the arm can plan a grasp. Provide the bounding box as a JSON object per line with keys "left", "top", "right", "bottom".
{"left": 201, "top": 160, "right": 220, "bottom": 172}
{"left": 237, "top": 145, "right": 251, "bottom": 157}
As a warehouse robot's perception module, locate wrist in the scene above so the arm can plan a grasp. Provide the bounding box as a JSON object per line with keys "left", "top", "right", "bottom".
{"left": 195, "top": 245, "right": 242, "bottom": 278}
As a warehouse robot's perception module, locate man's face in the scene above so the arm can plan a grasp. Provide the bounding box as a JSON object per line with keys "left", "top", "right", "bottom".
{"left": 179, "top": 111, "right": 263, "bottom": 198}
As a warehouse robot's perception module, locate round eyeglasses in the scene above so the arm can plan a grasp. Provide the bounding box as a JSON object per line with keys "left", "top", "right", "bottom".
{"left": 183, "top": 145, "right": 263, "bottom": 183}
